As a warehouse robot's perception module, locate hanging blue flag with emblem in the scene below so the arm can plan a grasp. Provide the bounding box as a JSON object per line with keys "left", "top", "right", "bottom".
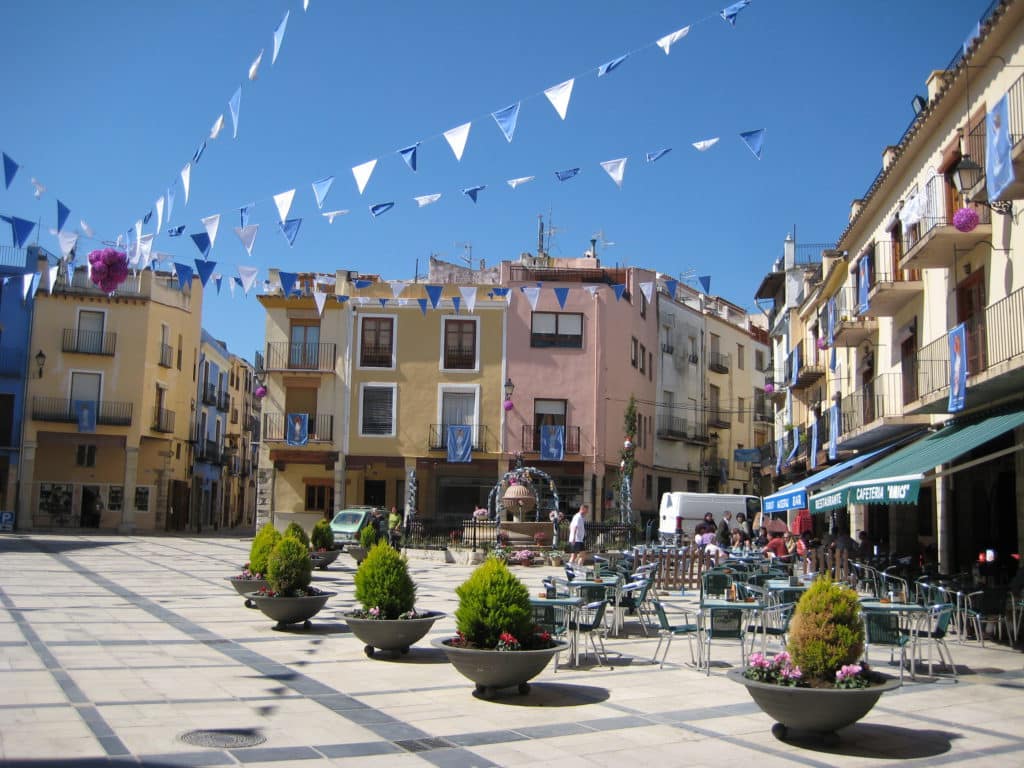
{"left": 986, "top": 93, "right": 1014, "bottom": 201}
{"left": 948, "top": 322, "right": 967, "bottom": 412}
{"left": 540, "top": 425, "right": 565, "bottom": 461}
{"left": 829, "top": 403, "right": 839, "bottom": 461}
{"left": 790, "top": 344, "right": 799, "bottom": 387}
{"left": 810, "top": 420, "right": 818, "bottom": 470}
{"left": 447, "top": 425, "right": 472, "bottom": 463}
{"left": 74, "top": 400, "right": 96, "bottom": 433}
{"left": 286, "top": 413, "right": 308, "bottom": 446}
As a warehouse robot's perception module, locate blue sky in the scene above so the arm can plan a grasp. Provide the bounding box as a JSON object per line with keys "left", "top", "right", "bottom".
{"left": 1, "top": 1, "right": 989, "bottom": 363}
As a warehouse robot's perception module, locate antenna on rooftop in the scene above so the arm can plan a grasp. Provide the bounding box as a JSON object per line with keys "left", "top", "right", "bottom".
{"left": 454, "top": 241, "right": 473, "bottom": 267}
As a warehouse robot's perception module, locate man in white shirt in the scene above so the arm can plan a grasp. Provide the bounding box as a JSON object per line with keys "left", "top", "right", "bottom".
{"left": 568, "top": 504, "right": 588, "bottom": 565}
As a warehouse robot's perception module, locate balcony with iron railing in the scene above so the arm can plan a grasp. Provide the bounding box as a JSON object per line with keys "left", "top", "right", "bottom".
{"left": 201, "top": 382, "right": 217, "bottom": 406}
{"left": 789, "top": 340, "right": 825, "bottom": 390}
{"left": 707, "top": 407, "right": 730, "bottom": 429}
{"left": 153, "top": 406, "right": 175, "bottom": 433}
{"left": 62, "top": 328, "right": 116, "bottom": 356}
{"left": 753, "top": 404, "right": 774, "bottom": 423}
{"left": 656, "top": 414, "right": 710, "bottom": 444}
{"left": 900, "top": 175, "right": 992, "bottom": 271}
{"left": 442, "top": 349, "right": 476, "bottom": 370}
{"left": 263, "top": 342, "right": 336, "bottom": 373}
{"left": 863, "top": 240, "right": 922, "bottom": 316}
{"left": 217, "top": 390, "right": 230, "bottom": 412}
{"left": 836, "top": 372, "right": 928, "bottom": 450}
{"left": 32, "top": 397, "right": 133, "bottom": 426}
{"left": 158, "top": 342, "right": 174, "bottom": 368}
{"left": 262, "top": 412, "right": 335, "bottom": 443}
{"left": 359, "top": 343, "right": 393, "bottom": 368}
{"left": 962, "top": 71, "right": 1024, "bottom": 203}
{"left": 194, "top": 438, "right": 223, "bottom": 464}
{"left": 520, "top": 424, "right": 581, "bottom": 454}
{"left": 832, "top": 287, "right": 877, "bottom": 347}
{"left": 428, "top": 424, "right": 490, "bottom": 452}
{"left": 0, "top": 346, "right": 24, "bottom": 377}
{"left": 708, "top": 351, "right": 730, "bottom": 374}
{"left": 908, "top": 285, "right": 1024, "bottom": 414}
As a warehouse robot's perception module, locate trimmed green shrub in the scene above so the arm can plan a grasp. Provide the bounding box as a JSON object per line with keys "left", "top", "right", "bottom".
{"left": 311, "top": 519, "right": 334, "bottom": 550}
{"left": 249, "top": 523, "right": 282, "bottom": 576}
{"left": 787, "top": 578, "right": 865, "bottom": 683}
{"left": 454, "top": 558, "right": 533, "bottom": 649}
{"left": 359, "top": 522, "right": 379, "bottom": 549}
{"left": 353, "top": 542, "right": 416, "bottom": 619}
{"left": 284, "top": 522, "right": 310, "bottom": 549}
{"left": 266, "top": 537, "right": 313, "bottom": 595}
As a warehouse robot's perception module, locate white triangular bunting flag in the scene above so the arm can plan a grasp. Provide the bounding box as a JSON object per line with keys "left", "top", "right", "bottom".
{"left": 584, "top": 285, "right": 599, "bottom": 297}
{"left": 352, "top": 159, "right": 377, "bottom": 195}
{"left": 522, "top": 285, "right": 541, "bottom": 311}
{"left": 228, "top": 276, "right": 235, "bottom": 297}
{"left": 273, "top": 189, "right": 296, "bottom": 223}
{"left": 313, "top": 290, "right": 327, "bottom": 316}
{"left": 58, "top": 231, "right": 78, "bottom": 259}
{"left": 201, "top": 214, "right": 220, "bottom": 249}
{"left": 138, "top": 234, "right": 154, "bottom": 270}
{"left": 692, "top": 137, "right": 720, "bottom": 152}
{"left": 47, "top": 265, "right": 59, "bottom": 294}
{"left": 248, "top": 49, "right": 264, "bottom": 80}
{"left": 414, "top": 193, "right": 441, "bottom": 207}
{"left": 210, "top": 114, "right": 225, "bottom": 139}
{"left": 22, "top": 273, "right": 34, "bottom": 300}
{"left": 443, "top": 122, "right": 471, "bottom": 162}
{"left": 600, "top": 157, "right": 627, "bottom": 188}
{"left": 80, "top": 219, "right": 94, "bottom": 237}
{"left": 507, "top": 176, "right": 535, "bottom": 189}
{"left": 272, "top": 11, "right": 289, "bottom": 64}
{"left": 180, "top": 163, "right": 191, "bottom": 204}
{"left": 544, "top": 78, "right": 575, "bottom": 120}
{"left": 460, "top": 286, "right": 477, "bottom": 313}
{"left": 322, "top": 210, "right": 349, "bottom": 223}
{"left": 154, "top": 196, "right": 164, "bottom": 236}
{"left": 640, "top": 281, "right": 654, "bottom": 303}
{"left": 656, "top": 26, "right": 690, "bottom": 54}
{"left": 234, "top": 225, "right": 259, "bottom": 256}
{"left": 390, "top": 281, "right": 408, "bottom": 299}
{"left": 237, "top": 265, "right": 259, "bottom": 294}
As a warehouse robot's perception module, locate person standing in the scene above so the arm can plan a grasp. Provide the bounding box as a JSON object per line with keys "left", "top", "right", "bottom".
{"left": 388, "top": 505, "right": 402, "bottom": 549}
{"left": 569, "top": 504, "right": 588, "bottom": 565}
{"left": 717, "top": 511, "right": 732, "bottom": 549}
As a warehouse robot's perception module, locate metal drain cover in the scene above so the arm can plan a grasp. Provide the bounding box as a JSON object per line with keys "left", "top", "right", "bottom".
{"left": 179, "top": 728, "right": 266, "bottom": 748}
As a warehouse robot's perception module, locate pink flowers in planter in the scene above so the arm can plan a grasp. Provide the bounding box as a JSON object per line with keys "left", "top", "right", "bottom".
{"left": 87, "top": 248, "right": 129, "bottom": 293}
{"left": 952, "top": 207, "right": 980, "bottom": 233}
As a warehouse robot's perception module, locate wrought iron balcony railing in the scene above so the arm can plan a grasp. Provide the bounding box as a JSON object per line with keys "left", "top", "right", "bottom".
{"left": 62, "top": 328, "right": 116, "bottom": 356}
{"left": 264, "top": 342, "right": 336, "bottom": 372}
{"left": 217, "top": 391, "right": 230, "bottom": 412}
{"left": 32, "top": 397, "right": 133, "bottom": 426}
{"left": 428, "top": 424, "right": 489, "bottom": 452}
{"left": 520, "top": 424, "right": 581, "bottom": 454}
{"left": 201, "top": 383, "right": 217, "bottom": 406}
{"left": 262, "top": 412, "right": 334, "bottom": 442}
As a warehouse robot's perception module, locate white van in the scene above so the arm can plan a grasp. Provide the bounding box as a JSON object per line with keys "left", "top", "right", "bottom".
{"left": 658, "top": 492, "right": 762, "bottom": 545}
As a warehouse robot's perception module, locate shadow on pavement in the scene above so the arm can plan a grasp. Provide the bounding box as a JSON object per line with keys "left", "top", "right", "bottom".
{"left": 778, "top": 723, "right": 958, "bottom": 757}
{"left": 471, "top": 682, "right": 611, "bottom": 706}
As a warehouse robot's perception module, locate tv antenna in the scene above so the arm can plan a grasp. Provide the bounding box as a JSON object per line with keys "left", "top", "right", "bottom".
{"left": 592, "top": 229, "right": 616, "bottom": 251}
{"left": 454, "top": 241, "right": 473, "bottom": 267}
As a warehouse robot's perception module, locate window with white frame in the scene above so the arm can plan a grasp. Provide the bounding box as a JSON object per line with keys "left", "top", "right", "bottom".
{"left": 359, "top": 316, "right": 395, "bottom": 368}
{"left": 361, "top": 384, "right": 396, "bottom": 436}
{"left": 530, "top": 312, "right": 583, "bottom": 348}
{"left": 442, "top": 318, "right": 477, "bottom": 370}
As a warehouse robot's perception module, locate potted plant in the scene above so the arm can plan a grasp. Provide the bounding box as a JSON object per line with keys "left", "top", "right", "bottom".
{"left": 284, "top": 521, "right": 310, "bottom": 548}
{"left": 548, "top": 548, "right": 564, "bottom": 567}
{"left": 309, "top": 519, "right": 340, "bottom": 570}
{"left": 247, "top": 536, "right": 335, "bottom": 630}
{"left": 729, "top": 578, "right": 900, "bottom": 743}
{"left": 228, "top": 523, "right": 280, "bottom": 607}
{"left": 345, "top": 541, "right": 444, "bottom": 658}
{"left": 347, "top": 522, "right": 379, "bottom": 566}
{"left": 432, "top": 559, "right": 567, "bottom": 699}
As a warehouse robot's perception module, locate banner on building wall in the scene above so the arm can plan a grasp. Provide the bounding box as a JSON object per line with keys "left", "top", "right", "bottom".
{"left": 986, "top": 93, "right": 1014, "bottom": 201}
{"left": 948, "top": 322, "right": 967, "bottom": 412}
{"left": 810, "top": 419, "right": 818, "bottom": 470}
{"left": 829, "top": 403, "right": 839, "bottom": 461}
{"left": 74, "top": 399, "right": 96, "bottom": 433}
{"left": 286, "top": 413, "right": 308, "bottom": 446}
{"left": 447, "top": 424, "right": 472, "bottom": 463}
{"left": 540, "top": 424, "right": 565, "bottom": 461}
{"left": 857, "top": 255, "right": 870, "bottom": 315}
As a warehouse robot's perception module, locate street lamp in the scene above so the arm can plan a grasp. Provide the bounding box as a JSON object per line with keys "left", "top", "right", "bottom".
{"left": 503, "top": 377, "right": 515, "bottom": 400}
{"left": 34, "top": 350, "right": 46, "bottom": 378}
{"left": 951, "top": 155, "right": 1013, "bottom": 215}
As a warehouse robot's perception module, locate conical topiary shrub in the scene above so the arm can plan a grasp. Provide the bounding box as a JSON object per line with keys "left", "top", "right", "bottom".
{"left": 249, "top": 523, "right": 282, "bottom": 576}
{"left": 311, "top": 519, "right": 335, "bottom": 551}
{"left": 354, "top": 541, "right": 417, "bottom": 619}
{"left": 787, "top": 578, "right": 865, "bottom": 684}
{"left": 284, "top": 521, "right": 310, "bottom": 549}
{"left": 266, "top": 537, "right": 313, "bottom": 596}
{"left": 454, "top": 558, "right": 533, "bottom": 650}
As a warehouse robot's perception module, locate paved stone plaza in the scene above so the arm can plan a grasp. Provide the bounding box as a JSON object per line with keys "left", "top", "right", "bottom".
{"left": 1, "top": 534, "right": 1023, "bottom": 767}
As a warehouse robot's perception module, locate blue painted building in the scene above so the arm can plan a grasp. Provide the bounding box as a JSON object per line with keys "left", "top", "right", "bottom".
{"left": 192, "top": 330, "right": 230, "bottom": 530}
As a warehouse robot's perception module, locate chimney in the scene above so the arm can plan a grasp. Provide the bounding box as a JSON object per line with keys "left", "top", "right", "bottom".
{"left": 926, "top": 70, "right": 948, "bottom": 103}
{"left": 783, "top": 233, "right": 795, "bottom": 270}
{"left": 849, "top": 199, "right": 864, "bottom": 222}
{"left": 882, "top": 145, "right": 898, "bottom": 171}
{"left": 589, "top": 238, "right": 597, "bottom": 259}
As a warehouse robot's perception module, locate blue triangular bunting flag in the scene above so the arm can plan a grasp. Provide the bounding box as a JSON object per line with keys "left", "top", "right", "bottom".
{"left": 336, "top": 294, "right": 349, "bottom": 303}
{"left": 491, "top": 103, "right": 521, "bottom": 143}
{"left": 143, "top": 210, "right": 152, "bottom": 225}
{"left": 174, "top": 262, "right": 193, "bottom": 290}
{"left": 370, "top": 201, "right": 395, "bottom": 218}
{"left": 190, "top": 232, "right": 211, "bottom": 258}
{"left": 452, "top": 296, "right": 461, "bottom": 313}
{"left": 279, "top": 217, "right": 302, "bottom": 247}
{"left": 240, "top": 204, "right": 253, "bottom": 227}
{"left": 194, "top": 259, "right": 217, "bottom": 287}
{"left": 56, "top": 200, "right": 71, "bottom": 233}
{"left": 740, "top": 128, "right": 766, "bottom": 159}
{"left": 612, "top": 284, "right": 626, "bottom": 301}
{"left": 425, "top": 284, "right": 443, "bottom": 308}
{"left": 721, "top": 0, "right": 751, "bottom": 26}
{"left": 379, "top": 298, "right": 388, "bottom": 308}
{"left": 492, "top": 287, "right": 510, "bottom": 298}
{"left": 462, "top": 185, "right": 485, "bottom": 203}
{"left": 2, "top": 153, "right": 18, "bottom": 189}
{"left": 698, "top": 275, "right": 711, "bottom": 294}
{"left": 354, "top": 279, "right": 372, "bottom": 289}
{"left": 10, "top": 217, "right": 36, "bottom": 248}
{"left": 417, "top": 298, "right": 428, "bottom": 315}
{"left": 310, "top": 177, "right": 333, "bottom": 209}
{"left": 214, "top": 275, "right": 222, "bottom": 294}
{"left": 398, "top": 143, "right": 419, "bottom": 172}
{"left": 555, "top": 168, "right": 580, "bottom": 182}
{"left": 664, "top": 279, "right": 678, "bottom": 297}
{"left": 192, "top": 141, "right": 206, "bottom": 164}
{"left": 168, "top": 225, "right": 185, "bottom": 237}
{"left": 646, "top": 148, "right": 672, "bottom": 163}
{"left": 598, "top": 54, "right": 628, "bottom": 77}
{"left": 279, "top": 271, "right": 298, "bottom": 296}
{"left": 553, "top": 287, "right": 569, "bottom": 309}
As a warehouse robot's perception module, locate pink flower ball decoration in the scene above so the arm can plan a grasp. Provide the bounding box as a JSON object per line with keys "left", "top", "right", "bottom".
{"left": 254, "top": 385, "right": 267, "bottom": 399}
{"left": 623, "top": 438, "right": 633, "bottom": 450}
{"left": 765, "top": 383, "right": 775, "bottom": 394}
{"left": 503, "top": 399, "right": 514, "bottom": 411}
{"left": 952, "top": 207, "right": 979, "bottom": 233}
{"left": 86, "top": 248, "right": 129, "bottom": 292}
{"left": 816, "top": 337, "right": 827, "bottom": 350}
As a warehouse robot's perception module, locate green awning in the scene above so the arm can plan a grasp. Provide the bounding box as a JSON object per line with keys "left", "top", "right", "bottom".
{"left": 809, "top": 410, "right": 1024, "bottom": 513}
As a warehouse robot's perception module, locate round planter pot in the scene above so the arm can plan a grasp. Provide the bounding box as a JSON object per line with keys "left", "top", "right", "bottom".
{"left": 246, "top": 591, "right": 335, "bottom": 630}
{"left": 310, "top": 550, "right": 340, "bottom": 570}
{"left": 431, "top": 638, "right": 568, "bottom": 698}
{"left": 347, "top": 546, "right": 368, "bottom": 566}
{"left": 727, "top": 668, "right": 900, "bottom": 742}
{"left": 345, "top": 612, "right": 445, "bottom": 657}
{"left": 227, "top": 577, "right": 269, "bottom": 608}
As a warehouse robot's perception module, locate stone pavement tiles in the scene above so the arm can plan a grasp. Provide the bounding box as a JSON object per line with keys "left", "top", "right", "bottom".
{"left": 0, "top": 533, "right": 1023, "bottom": 767}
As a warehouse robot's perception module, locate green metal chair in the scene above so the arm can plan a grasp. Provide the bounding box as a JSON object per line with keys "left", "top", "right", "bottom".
{"left": 618, "top": 576, "right": 654, "bottom": 636}
{"left": 570, "top": 600, "right": 608, "bottom": 666}
{"left": 699, "top": 606, "right": 745, "bottom": 676}
{"left": 746, "top": 601, "right": 794, "bottom": 654}
{"left": 650, "top": 599, "right": 698, "bottom": 668}
{"left": 908, "top": 604, "right": 957, "bottom": 676}
{"left": 863, "top": 611, "right": 912, "bottom": 683}
{"left": 701, "top": 571, "right": 733, "bottom": 600}
{"left": 530, "top": 602, "right": 569, "bottom": 672}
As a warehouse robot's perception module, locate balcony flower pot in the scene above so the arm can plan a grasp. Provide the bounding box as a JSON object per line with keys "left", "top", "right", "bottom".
{"left": 227, "top": 575, "right": 269, "bottom": 608}
{"left": 346, "top": 610, "right": 445, "bottom": 658}
{"left": 432, "top": 638, "right": 568, "bottom": 698}
{"left": 247, "top": 587, "right": 334, "bottom": 630}
{"left": 728, "top": 668, "right": 899, "bottom": 743}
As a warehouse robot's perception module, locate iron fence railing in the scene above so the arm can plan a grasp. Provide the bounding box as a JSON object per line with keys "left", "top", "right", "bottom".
{"left": 839, "top": 372, "right": 904, "bottom": 434}
{"left": 32, "top": 397, "right": 133, "bottom": 426}
{"left": 264, "top": 341, "right": 336, "bottom": 372}
{"left": 520, "top": 424, "right": 581, "bottom": 453}
{"left": 427, "top": 424, "right": 489, "bottom": 452}
{"left": 201, "top": 382, "right": 217, "bottom": 406}
{"left": 708, "top": 351, "right": 730, "bottom": 373}
{"left": 262, "top": 412, "right": 334, "bottom": 442}
{"left": 61, "top": 328, "right": 116, "bottom": 356}
{"left": 217, "top": 391, "right": 230, "bottom": 412}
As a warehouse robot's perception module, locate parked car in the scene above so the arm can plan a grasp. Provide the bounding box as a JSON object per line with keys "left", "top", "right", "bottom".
{"left": 329, "top": 506, "right": 377, "bottom": 548}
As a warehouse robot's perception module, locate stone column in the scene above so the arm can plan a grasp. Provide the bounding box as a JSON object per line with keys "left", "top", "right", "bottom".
{"left": 936, "top": 467, "right": 952, "bottom": 574}
{"left": 16, "top": 443, "right": 37, "bottom": 529}
{"left": 334, "top": 455, "right": 346, "bottom": 510}
{"left": 120, "top": 446, "right": 139, "bottom": 534}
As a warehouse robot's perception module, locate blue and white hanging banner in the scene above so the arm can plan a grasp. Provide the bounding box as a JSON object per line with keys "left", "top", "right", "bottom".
{"left": 763, "top": 488, "right": 807, "bottom": 514}
{"left": 734, "top": 447, "right": 761, "bottom": 463}
{"left": 857, "top": 254, "right": 870, "bottom": 315}
{"left": 74, "top": 400, "right": 96, "bottom": 433}
{"left": 785, "top": 426, "right": 799, "bottom": 465}
{"left": 810, "top": 419, "right": 818, "bottom": 470}
{"left": 790, "top": 344, "right": 799, "bottom": 387}
{"left": 948, "top": 322, "right": 967, "bottom": 412}
{"left": 447, "top": 425, "right": 472, "bottom": 463}
{"left": 829, "top": 403, "right": 839, "bottom": 461}
{"left": 540, "top": 424, "right": 565, "bottom": 461}
{"left": 986, "top": 93, "right": 1014, "bottom": 201}
{"left": 286, "top": 413, "right": 308, "bottom": 446}
{"left": 775, "top": 437, "right": 783, "bottom": 474}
